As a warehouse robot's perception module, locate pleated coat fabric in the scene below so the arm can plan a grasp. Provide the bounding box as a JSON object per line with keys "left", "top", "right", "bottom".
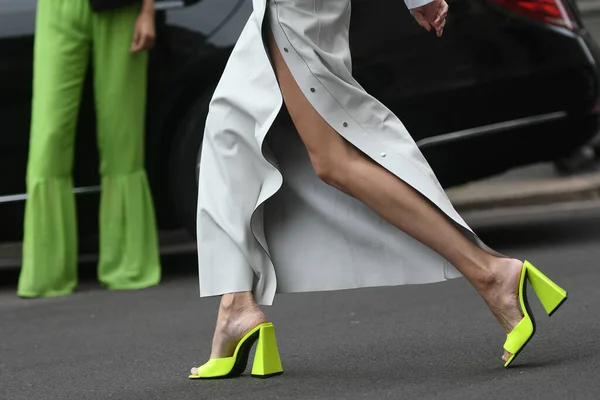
{"left": 196, "top": 0, "right": 498, "bottom": 305}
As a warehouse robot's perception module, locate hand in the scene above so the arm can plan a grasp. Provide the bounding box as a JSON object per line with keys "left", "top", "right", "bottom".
{"left": 131, "top": 11, "right": 156, "bottom": 53}
{"left": 410, "top": 0, "right": 448, "bottom": 37}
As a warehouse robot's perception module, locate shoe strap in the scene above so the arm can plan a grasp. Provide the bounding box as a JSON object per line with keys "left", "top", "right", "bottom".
{"left": 503, "top": 316, "right": 532, "bottom": 354}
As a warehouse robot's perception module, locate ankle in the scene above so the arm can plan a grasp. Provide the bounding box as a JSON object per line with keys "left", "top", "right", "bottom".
{"left": 219, "top": 292, "right": 262, "bottom": 320}
{"left": 475, "top": 267, "right": 499, "bottom": 293}
{"left": 471, "top": 257, "right": 505, "bottom": 293}
{"left": 474, "top": 257, "right": 522, "bottom": 294}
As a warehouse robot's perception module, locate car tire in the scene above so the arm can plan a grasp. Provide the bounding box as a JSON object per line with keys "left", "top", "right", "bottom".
{"left": 553, "top": 145, "right": 597, "bottom": 175}
{"left": 168, "top": 90, "right": 213, "bottom": 239}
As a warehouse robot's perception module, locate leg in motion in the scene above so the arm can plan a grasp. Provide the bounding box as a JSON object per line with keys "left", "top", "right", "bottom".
{"left": 19, "top": 0, "right": 92, "bottom": 298}
{"left": 92, "top": 7, "right": 161, "bottom": 290}
{"left": 266, "top": 27, "right": 523, "bottom": 361}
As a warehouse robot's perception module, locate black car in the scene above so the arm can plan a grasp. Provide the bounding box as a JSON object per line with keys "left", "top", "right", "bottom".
{"left": 1, "top": 0, "right": 599, "bottom": 243}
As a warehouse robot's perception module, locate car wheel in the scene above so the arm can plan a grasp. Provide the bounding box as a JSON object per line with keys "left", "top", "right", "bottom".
{"left": 168, "top": 90, "right": 213, "bottom": 238}
{"left": 553, "top": 145, "right": 597, "bottom": 175}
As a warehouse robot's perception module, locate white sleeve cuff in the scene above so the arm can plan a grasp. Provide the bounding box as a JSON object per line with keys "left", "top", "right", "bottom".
{"left": 404, "top": 0, "right": 435, "bottom": 9}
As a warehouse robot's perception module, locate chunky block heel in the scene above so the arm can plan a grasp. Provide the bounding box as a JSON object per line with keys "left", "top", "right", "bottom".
{"left": 524, "top": 261, "right": 568, "bottom": 316}
{"left": 189, "top": 322, "right": 283, "bottom": 379}
{"left": 251, "top": 323, "right": 284, "bottom": 378}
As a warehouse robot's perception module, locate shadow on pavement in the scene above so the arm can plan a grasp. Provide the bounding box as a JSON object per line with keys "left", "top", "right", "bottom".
{"left": 0, "top": 252, "right": 198, "bottom": 293}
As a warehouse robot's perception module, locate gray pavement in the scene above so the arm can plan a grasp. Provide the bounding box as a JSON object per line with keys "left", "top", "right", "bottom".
{"left": 447, "top": 171, "right": 600, "bottom": 212}
{"left": 579, "top": 0, "right": 600, "bottom": 15}
{"left": 1, "top": 207, "right": 600, "bottom": 400}
{"left": 584, "top": 11, "right": 600, "bottom": 36}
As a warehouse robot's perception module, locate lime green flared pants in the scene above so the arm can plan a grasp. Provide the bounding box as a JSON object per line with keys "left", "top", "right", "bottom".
{"left": 18, "top": 0, "right": 161, "bottom": 297}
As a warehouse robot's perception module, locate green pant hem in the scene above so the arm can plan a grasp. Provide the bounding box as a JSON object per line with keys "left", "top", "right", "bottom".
{"left": 101, "top": 279, "right": 160, "bottom": 291}
{"left": 17, "top": 288, "right": 75, "bottom": 299}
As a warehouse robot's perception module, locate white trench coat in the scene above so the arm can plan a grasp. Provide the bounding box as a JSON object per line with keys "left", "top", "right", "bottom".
{"left": 196, "top": 0, "right": 498, "bottom": 305}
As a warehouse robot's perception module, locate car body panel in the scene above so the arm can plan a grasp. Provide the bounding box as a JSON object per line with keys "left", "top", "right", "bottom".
{"left": 0, "top": 0, "right": 599, "bottom": 242}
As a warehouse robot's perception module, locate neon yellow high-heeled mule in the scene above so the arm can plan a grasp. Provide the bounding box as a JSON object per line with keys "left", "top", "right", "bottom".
{"left": 503, "top": 261, "right": 567, "bottom": 368}
{"left": 189, "top": 322, "right": 284, "bottom": 379}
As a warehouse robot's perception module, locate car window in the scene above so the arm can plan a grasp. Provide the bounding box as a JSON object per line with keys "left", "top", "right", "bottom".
{"left": 0, "top": 0, "right": 36, "bottom": 38}
{"left": 166, "top": 0, "right": 251, "bottom": 47}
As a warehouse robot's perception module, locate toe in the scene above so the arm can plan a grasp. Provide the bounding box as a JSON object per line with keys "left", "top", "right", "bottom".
{"left": 502, "top": 350, "right": 512, "bottom": 362}
{"left": 190, "top": 367, "right": 198, "bottom": 376}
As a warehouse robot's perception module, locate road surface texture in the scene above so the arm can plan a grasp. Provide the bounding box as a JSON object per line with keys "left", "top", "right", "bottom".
{"left": 1, "top": 207, "right": 600, "bottom": 400}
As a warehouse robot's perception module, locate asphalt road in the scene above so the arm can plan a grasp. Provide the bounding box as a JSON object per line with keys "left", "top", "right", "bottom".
{"left": 1, "top": 207, "right": 600, "bottom": 400}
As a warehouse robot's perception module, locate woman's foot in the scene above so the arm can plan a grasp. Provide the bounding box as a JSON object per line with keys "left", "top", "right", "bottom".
{"left": 477, "top": 258, "right": 525, "bottom": 362}
{"left": 191, "top": 292, "right": 268, "bottom": 376}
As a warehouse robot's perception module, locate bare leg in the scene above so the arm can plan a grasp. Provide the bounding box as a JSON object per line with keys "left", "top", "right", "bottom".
{"left": 197, "top": 27, "right": 522, "bottom": 368}
{"left": 265, "top": 28, "right": 523, "bottom": 361}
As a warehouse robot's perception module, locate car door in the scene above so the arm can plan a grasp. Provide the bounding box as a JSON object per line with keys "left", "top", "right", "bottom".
{"left": 349, "top": 0, "right": 489, "bottom": 144}
{"left": 0, "top": 0, "right": 36, "bottom": 205}
{"left": 0, "top": 0, "right": 204, "bottom": 241}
